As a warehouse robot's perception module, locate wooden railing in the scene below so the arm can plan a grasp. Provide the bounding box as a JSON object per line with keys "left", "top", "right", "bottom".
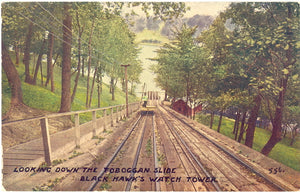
{"left": 2, "top": 102, "right": 140, "bottom": 165}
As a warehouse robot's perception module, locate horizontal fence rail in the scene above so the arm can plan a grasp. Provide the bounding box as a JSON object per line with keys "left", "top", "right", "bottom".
{"left": 2, "top": 102, "right": 140, "bottom": 166}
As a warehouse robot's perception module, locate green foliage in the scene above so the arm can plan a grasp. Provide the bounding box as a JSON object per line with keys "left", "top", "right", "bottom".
{"left": 196, "top": 113, "right": 300, "bottom": 171}
{"left": 68, "top": 150, "right": 83, "bottom": 159}
{"left": 145, "top": 138, "right": 152, "bottom": 157}
{"left": 23, "top": 83, "right": 61, "bottom": 112}
{"left": 32, "top": 177, "right": 64, "bottom": 191}
{"left": 196, "top": 2, "right": 300, "bottom": 154}
{"left": 152, "top": 24, "right": 210, "bottom": 107}
{"left": 52, "top": 159, "right": 66, "bottom": 166}
{"left": 92, "top": 135, "right": 105, "bottom": 144}
{"left": 2, "top": 49, "right": 140, "bottom": 116}
{"left": 99, "top": 183, "right": 112, "bottom": 191}
{"left": 128, "top": 2, "right": 187, "bottom": 21}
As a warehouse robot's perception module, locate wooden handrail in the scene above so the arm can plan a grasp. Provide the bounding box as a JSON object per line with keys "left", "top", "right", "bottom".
{"left": 2, "top": 102, "right": 139, "bottom": 126}
{"left": 3, "top": 101, "right": 141, "bottom": 166}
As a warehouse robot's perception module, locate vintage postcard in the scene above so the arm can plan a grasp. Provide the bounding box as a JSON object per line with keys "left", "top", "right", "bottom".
{"left": 1, "top": 1, "right": 300, "bottom": 191}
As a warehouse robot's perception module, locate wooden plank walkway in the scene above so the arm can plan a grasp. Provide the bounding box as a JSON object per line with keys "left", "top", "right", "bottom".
{"left": 2, "top": 107, "right": 130, "bottom": 176}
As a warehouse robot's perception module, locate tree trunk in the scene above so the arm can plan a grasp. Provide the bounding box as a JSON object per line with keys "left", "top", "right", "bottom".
{"left": 14, "top": 41, "right": 20, "bottom": 66}
{"left": 110, "top": 78, "right": 113, "bottom": 94}
{"left": 210, "top": 111, "right": 214, "bottom": 129}
{"left": 282, "top": 128, "right": 287, "bottom": 138}
{"left": 261, "top": 77, "right": 287, "bottom": 155}
{"left": 45, "top": 31, "right": 55, "bottom": 92}
{"left": 33, "top": 38, "right": 47, "bottom": 85}
{"left": 238, "top": 111, "right": 247, "bottom": 143}
{"left": 130, "top": 81, "right": 133, "bottom": 95}
{"left": 23, "top": 21, "right": 34, "bottom": 84}
{"left": 121, "top": 78, "right": 125, "bottom": 92}
{"left": 2, "top": 42, "right": 23, "bottom": 105}
{"left": 86, "top": 62, "right": 90, "bottom": 107}
{"left": 40, "top": 56, "right": 43, "bottom": 86}
{"left": 290, "top": 127, "right": 297, "bottom": 146}
{"left": 97, "top": 84, "right": 101, "bottom": 108}
{"left": 81, "top": 57, "right": 85, "bottom": 77}
{"left": 71, "top": 14, "right": 84, "bottom": 103}
{"left": 234, "top": 111, "right": 240, "bottom": 140}
{"left": 164, "top": 90, "right": 168, "bottom": 101}
{"left": 111, "top": 77, "right": 115, "bottom": 101}
{"left": 86, "top": 20, "right": 95, "bottom": 108}
{"left": 233, "top": 112, "right": 238, "bottom": 134}
{"left": 71, "top": 59, "right": 81, "bottom": 103}
{"left": 59, "top": 2, "right": 72, "bottom": 113}
{"left": 97, "top": 68, "right": 103, "bottom": 108}
{"left": 245, "top": 94, "right": 262, "bottom": 148}
{"left": 261, "top": 5, "right": 294, "bottom": 156}
{"left": 97, "top": 81, "right": 101, "bottom": 108}
{"left": 31, "top": 54, "right": 36, "bottom": 75}
{"left": 217, "top": 110, "right": 223, "bottom": 133}
{"left": 186, "top": 80, "right": 190, "bottom": 118}
{"left": 88, "top": 67, "right": 98, "bottom": 108}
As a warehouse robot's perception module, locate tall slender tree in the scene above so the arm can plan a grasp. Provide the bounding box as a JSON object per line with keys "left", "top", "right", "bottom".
{"left": 59, "top": 2, "right": 72, "bottom": 113}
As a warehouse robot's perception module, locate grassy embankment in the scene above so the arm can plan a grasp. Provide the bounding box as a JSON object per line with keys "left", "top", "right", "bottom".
{"left": 2, "top": 53, "right": 139, "bottom": 122}
{"left": 196, "top": 113, "right": 300, "bottom": 171}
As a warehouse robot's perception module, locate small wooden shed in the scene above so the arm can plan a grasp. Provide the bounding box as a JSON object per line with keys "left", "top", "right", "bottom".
{"left": 172, "top": 99, "right": 202, "bottom": 117}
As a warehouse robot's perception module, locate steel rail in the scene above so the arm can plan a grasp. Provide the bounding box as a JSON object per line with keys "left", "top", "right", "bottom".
{"left": 125, "top": 112, "right": 148, "bottom": 191}
{"left": 161, "top": 104, "right": 287, "bottom": 191}
{"left": 152, "top": 114, "right": 160, "bottom": 191}
{"left": 158, "top": 107, "right": 222, "bottom": 191}
{"left": 87, "top": 114, "right": 142, "bottom": 191}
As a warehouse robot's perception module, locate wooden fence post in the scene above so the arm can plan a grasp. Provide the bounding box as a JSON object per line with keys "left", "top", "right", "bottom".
{"left": 75, "top": 113, "right": 80, "bottom": 147}
{"left": 116, "top": 106, "right": 119, "bottom": 122}
{"left": 111, "top": 107, "right": 113, "bottom": 127}
{"left": 40, "top": 117, "right": 52, "bottom": 165}
{"left": 92, "top": 111, "right": 97, "bottom": 137}
{"left": 119, "top": 105, "right": 123, "bottom": 120}
{"left": 123, "top": 105, "right": 126, "bottom": 119}
{"left": 103, "top": 109, "right": 107, "bottom": 131}
{"left": 119, "top": 106, "right": 121, "bottom": 120}
{"left": 130, "top": 103, "right": 133, "bottom": 115}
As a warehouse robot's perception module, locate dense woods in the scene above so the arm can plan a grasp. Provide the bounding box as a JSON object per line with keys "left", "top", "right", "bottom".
{"left": 2, "top": 2, "right": 187, "bottom": 112}
{"left": 152, "top": 2, "right": 299, "bottom": 155}
{"left": 2, "top": 2, "right": 141, "bottom": 111}
{"left": 2, "top": 2, "right": 299, "bottom": 157}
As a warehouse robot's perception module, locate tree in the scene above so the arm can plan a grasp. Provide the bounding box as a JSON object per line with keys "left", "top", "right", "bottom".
{"left": 1, "top": 3, "right": 27, "bottom": 66}
{"left": 23, "top": 20, "right": 34, "bottom": 84}
{"left": 2, "top": 2, "right": 187, "bottom": 113}
{"left": 223, "top": 2, "right": 299, "bottom": 155}
{"left": 59, "top": 2, "right": 72, "bottom": 113}
{"left": 32, "top": 36, "right": 47, "bottom": 85}
{"left": 99, "top": 16, "right": 139, "bottom": 101}
{"left": 71, "top": 5, "right": 85, "bottom": 103}
{"left": 2, "top": 42, "right": 24, "bottom": 106}
{"left": 260, "top": 3, "right": 299, "bottom": 155}
{"left": 45, "top": 31, "right": 55, "bottom": 92}
{"left": 127, "top": 59, "right": 143, "bottom": 95}
{"left": 152, "top": 24, "right": 210, "bottom": 118}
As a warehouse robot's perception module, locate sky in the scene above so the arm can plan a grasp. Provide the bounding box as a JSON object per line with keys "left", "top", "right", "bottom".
{"left": 122, "top": 2, "right": 230, "bottom": 18}
{"left": 184, "top": 2, "right": 230, "bottom": 17}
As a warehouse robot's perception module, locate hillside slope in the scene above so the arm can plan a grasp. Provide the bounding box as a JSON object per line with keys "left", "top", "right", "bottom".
{"left": 2, "top": 55, "right": 139, "bottom": 149}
